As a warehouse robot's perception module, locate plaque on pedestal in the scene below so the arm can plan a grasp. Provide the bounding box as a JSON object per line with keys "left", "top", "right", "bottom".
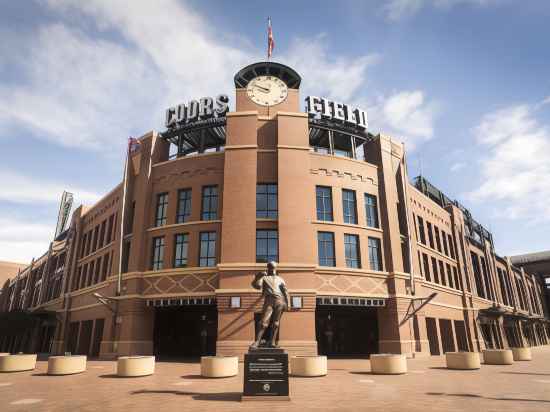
{"left": 242, "top": 348, "right": 290, "bottom": 401}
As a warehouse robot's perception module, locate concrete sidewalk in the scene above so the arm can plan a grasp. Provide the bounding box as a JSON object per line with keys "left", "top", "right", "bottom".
{"left": 1, "top": 346, "right": 550, "bottom": 411}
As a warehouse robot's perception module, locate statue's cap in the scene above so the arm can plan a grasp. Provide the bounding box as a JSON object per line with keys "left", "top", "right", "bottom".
{"left": 267, "top": 261, "right": 277, "bottom": 269}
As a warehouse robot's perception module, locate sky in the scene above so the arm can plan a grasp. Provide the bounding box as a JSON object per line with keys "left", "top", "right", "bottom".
{"left": 1, "top": 0, "right": 550, "bottom": 262}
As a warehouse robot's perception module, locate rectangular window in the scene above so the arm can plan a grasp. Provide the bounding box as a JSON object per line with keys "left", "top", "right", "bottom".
{"left": 316, "top": 186, "right": 333, "bottom": 221}
{"left": 256, "top": 184, "right": 278, "bottom": 219}
{"left": 102, "top": 253, "right": 110, "bottom": 281}
{"left": 199, "top": 231, "right": 217, "bottom": 267}
{"left": 431, "top": 257, "right": 439, "bottom": 283}
{"left": 155, "top": 193, "right": 168, "bottom": 227}
{"left": 151, "top": 237, "right": 164, "bottom": 270}
{"left": 423, "top": 253, "right": 431, "bottom": 282}
{"left": 174, "top": 233, "right": 189, "bottom": 268}
{"left": 106, "top": 214, "right": 114, "bottom": 244}
{"left": 418, "top": 251, "right": 423, "bottom": 276}
{"left": 201, "top": 186, "right": 218, "bottom": 220}
{"left": 434, "top": 227, "right": 442, "bottom": 252}
{"left": 446, "top": 263, "right": 453, "bottom": 288}
{"left": 121, "top": 241, "right": 130, "bottom": 273}
{"left": 99, "top": 221, "right": 106, "bottom": 249}
{"left": 318, "top": 232, "right": 336, "bottom": 267}
{"left": 368, "top": 237, "right": 382, "bottom": 271}
{"left": 448, "top": 234, "right": 455, "bottom": 259}
{"left": 344, "top": 234, "right": 361, "bottom": 268}
{"left": 176, "top": 189, "right": 192, "bottom": 223}
{"left": 364, "top": 194, "right": 379, "bottom": 228}
{"left": 128, "top": 201, "right": 135, "bottom": 233}
{"left": 342, "top": 189, "right": 357, "bottom": 224}
{"left": 439, "top": 260, "right": 446, "bottom": 286}
{"left": 417, "top": 216, "right": 426, "bottom": 244}
{"left": 442, "top": 231, "right": 449, "bottom": 256}
{"left": 427, "top": 222, "right": 434, "bottom": 249}
{"left": 453, "top": 267, "right": 460, "bottom": 290}
{"left": 471, "top": 253, "right": 485, "bottom": 299}
{"left": 256, "top": 230, "right": 278, "bottom": 263}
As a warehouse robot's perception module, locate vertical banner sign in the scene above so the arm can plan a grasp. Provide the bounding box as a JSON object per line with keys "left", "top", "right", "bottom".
{"left": 55, "top": 191, "right": 74, "bottom": 238}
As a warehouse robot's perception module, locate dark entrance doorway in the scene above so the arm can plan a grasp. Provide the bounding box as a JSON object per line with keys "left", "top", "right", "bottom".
{"left": 315, "top": 306, "right": 378, "bottom": 357}
{"left": 153, "top": 305, "right": 217, "bottom": 359}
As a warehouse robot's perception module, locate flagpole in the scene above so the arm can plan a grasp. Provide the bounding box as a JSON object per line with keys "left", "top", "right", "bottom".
{"left": 117, "top": 142, "right": 129, "bottom": 297}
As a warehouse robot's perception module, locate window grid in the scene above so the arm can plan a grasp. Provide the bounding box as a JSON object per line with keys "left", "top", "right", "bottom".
{"left": 155, "top": 193, "right": 168, "bottom": 227}
{"left": 174, "top": 233, "right": 189, "bottom": 268}
{"left": 316, "top": 186, "right": 333, "bottom": 221}
{"left": 364, "top": 194, "right": 379, "bottom": 228}
{"left": 176, "top": 189, "right": 192, "bottom": 223}
{"left": 201, "top": 186, "right": 218, "bottom": 221}
{"left": 318, "top": 232, "right": 335, "bottom": 267}
{"left": 344, "top": 233, "right": 361, "bottom": 268}
{"left": 423, "top": 253, "right": 431, "bottom": 282}
{"left": 342, "top": 189, "right": 357, "bottom": 224}
{"left": 417, "top": 216, "right": 426, "bottom": 244}
{"left": 256, "top": 230, "right": 278, "bottom": 263}
{"left": 256, "top": 184, "right": 278, "bottom": 219}
{"left": 151, "top": 236, "right": 165, "bottom": 270}
{"left": 368, "top": 237, "right": 382, "bottom": 271}
{"left": 199, "top": 231, "right": 217, "bottom": 267}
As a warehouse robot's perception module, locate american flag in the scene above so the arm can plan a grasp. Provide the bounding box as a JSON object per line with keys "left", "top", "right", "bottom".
{"left": 128, "top": 136, "right": 141, "bottom": 154}
{"left": 267, "top": 17, "right": 274, "bottom": 59}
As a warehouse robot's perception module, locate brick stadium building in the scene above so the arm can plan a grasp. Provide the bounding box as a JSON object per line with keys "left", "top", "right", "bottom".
{"left": 1, "top": 62, "right": 549, "bottom": 359}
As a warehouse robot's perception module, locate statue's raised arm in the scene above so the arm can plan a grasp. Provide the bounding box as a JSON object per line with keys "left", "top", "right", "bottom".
{"left": 251, "top": 271, "right": 266, "bottom": 290}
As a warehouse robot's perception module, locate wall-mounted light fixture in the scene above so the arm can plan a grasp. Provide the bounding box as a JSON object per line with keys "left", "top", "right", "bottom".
{"left": 230, "top": 296, "right": 241, "bottom": 308}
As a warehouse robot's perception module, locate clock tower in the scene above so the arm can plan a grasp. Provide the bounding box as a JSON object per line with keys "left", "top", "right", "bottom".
{"left": 233, "top": 62, "right": 302, "bottom": 114}
{"left": 217, "top": 62, "right": 317, "bottom": 357}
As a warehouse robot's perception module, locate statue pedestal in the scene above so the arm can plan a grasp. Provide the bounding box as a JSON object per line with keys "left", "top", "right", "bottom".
{"left": 242, "top": 347, "right": 290, "bottom": 401}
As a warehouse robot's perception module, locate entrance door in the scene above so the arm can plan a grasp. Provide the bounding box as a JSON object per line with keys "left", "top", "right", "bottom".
{"left": 454, "top": 320, "right": 469, "bottom": 351}
{"left": 439, "top": 319, "right": 456, "bottom": 353}
{"left": 67, "top": 322, "right": 79, "bottom": 354}
{"left": 426, "top": 317, "right": 440, "bottom": 355}
{"left": 154, "top": 305, "right": 217, "bottom": 359}
{"left": 315, "top": 306, "right": 378, "bottom": 357}
{"left": 90, "top": 319, "right": 104, "bottom": 357}
{"left": 78, "top": 320, "right": 93, "bottom": 355}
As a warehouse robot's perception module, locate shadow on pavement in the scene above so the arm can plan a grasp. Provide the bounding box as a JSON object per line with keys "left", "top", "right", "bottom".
{"left": 349, "top": 371, "right": 374, "bottom": 375}
{"left": 180, "top": 374, "right": 233, "bottom": 379}
{"left": 500, "top": 372, "right": 550, "bottom": 376}
{"left": 426, "top": 392, "right": 550, "bottom": 403}
{"left": 131, "top": 389, "right": 241, "bottom": 402}
{"left": 98, "top": 374, "right": 151, "bottom": 379}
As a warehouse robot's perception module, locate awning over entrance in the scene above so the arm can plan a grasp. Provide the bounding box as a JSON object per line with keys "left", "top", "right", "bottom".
{"left": 316, "top": 296, "right": 386, "bottom": 307}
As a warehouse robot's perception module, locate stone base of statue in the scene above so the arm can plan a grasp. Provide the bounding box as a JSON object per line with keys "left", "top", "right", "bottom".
{"left": 241, "top": 347, "right": 290, "bottom": 401}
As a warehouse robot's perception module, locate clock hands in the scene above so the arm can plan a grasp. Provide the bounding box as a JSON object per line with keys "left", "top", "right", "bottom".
{"left": 254, "top": 84, "right": 271, "bottom": 93}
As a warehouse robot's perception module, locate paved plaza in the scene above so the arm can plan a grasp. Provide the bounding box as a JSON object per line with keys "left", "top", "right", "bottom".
{"left": 1, "top": 347, "right": 550, "bottom": 411}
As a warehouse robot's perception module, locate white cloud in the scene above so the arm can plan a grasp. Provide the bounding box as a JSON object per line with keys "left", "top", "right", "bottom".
{"left": 0, "top": 169, "right": 100, "bottom": 205}
{"left": 466, "top": 103, "right": 550, "bottom": 222}
{"left": 384, "top": 0, "right": 504, "bottom": 21}
{"left": 0, "top": 218, "right": 55, "bottom": 262}
{"left": 367, "top": 90, "right": 438, "bottom": 148}
{"left": 284, "top": 34, "right": 380, "bottom": 102}
{"left": 450, "top": 162, "right": 466, "bottom": 172}
{"left": 0, "top": 0, "right": 255, "bottom": 152}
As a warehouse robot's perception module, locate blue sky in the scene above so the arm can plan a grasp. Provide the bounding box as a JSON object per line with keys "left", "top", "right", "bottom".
{"left": 1, "top": 0, "right": 550, "bottom": 262}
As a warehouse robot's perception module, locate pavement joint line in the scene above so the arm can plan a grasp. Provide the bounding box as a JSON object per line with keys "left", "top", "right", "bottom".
{"left": 10, "top": 399, "right": 43, "bottom": 405}
{"left": 0, "top": 382, "right": 13, "bottom": 387}
{"left": 532, "top": 379, "right": 550, "bottom": 383}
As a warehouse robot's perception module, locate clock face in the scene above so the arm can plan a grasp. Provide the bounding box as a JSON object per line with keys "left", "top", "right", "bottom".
{"left": 246, "top": 75, "right": 288, "bottom": 106}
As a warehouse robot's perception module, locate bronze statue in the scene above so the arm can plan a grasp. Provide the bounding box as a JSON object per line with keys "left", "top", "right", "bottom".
{"left": 250, "top": 261, "right": 290, "bottom": 349}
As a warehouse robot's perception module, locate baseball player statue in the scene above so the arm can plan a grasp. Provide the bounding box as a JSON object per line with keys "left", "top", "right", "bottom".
{"left": 250, "top": 261, "right": 290, "bottom": 349}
